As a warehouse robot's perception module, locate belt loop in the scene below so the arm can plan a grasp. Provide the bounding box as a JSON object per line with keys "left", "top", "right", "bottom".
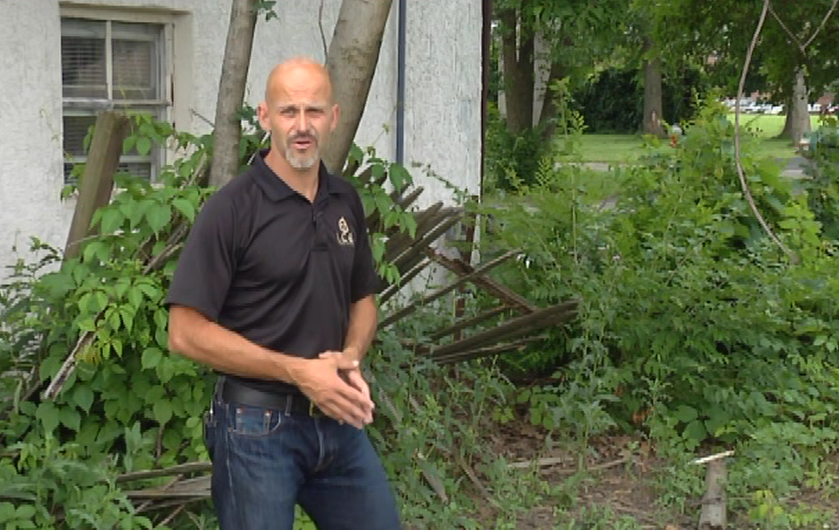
{"left": 215, "top": 376, "right": 225, "bottom": 401}
{"left": 284, "top": 394, "right": 293, "bottom": 416}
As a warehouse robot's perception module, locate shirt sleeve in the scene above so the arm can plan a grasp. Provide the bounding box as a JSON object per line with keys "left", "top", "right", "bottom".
{"left": 349, "top": 189, "right": 381, "bottom": 302}
{"left": 165, "top": 192, "right": 238, "bottom": 321}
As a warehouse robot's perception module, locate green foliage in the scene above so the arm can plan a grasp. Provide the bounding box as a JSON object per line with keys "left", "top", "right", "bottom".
{"left": 485, "top": 79, "right": 587, "bottom": 192}
{"left": 479, "top": 98, "right": 839, "bottom": 521}
{"left": 344, "top": 143, "right": 418, "bottom": 286}
{"left": 802, "top": 117, "right": 839, "bottom": 240}
{"left": 571, "top": 65, "right": 709, "bottom": 134}
{"left": 0, "top": 436, "right": 152, "bottom": 529}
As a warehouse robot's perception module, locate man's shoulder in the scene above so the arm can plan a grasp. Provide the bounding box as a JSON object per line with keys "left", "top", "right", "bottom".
{"left": 326, "top": 171, "right": 360, "bottom": 198}
{"left": 204, "top": 168, "right": 260, "bottom": 211}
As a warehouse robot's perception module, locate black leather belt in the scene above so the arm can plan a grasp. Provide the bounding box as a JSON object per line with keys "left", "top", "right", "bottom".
{"left": 218, "top": 378, "right": 321, "bottom": 416}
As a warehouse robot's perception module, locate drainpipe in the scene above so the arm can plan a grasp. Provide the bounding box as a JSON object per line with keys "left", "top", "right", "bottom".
{"left": 481, "top": 0, "right": 491, "bottom": 197}
{"left": 396, "top": 0, "right": 406, "bottom": 165}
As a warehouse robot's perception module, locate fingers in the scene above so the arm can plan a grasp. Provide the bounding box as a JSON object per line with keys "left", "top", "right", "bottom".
{"left": 318, "top": 351, "right": 360, "bottom": 372}
{"left": 320, "top": 390, "right": 373, "bottom": 428}
{"left": 346, "top": 370, "right": 371, "bottom": 400}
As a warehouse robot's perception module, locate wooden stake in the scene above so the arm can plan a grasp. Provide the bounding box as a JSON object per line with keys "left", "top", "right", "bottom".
{"left": 692, "top": 450, "right": 733, "bottom": 529}
{"left": 64, "top": 111, "right": 130, "bottom": 260}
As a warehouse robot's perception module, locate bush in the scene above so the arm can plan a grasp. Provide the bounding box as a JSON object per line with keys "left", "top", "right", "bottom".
{"left": 478, "top": 100, "right": 839, "bottom": 524}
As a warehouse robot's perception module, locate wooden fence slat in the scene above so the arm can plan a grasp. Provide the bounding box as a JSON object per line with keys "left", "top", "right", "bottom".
{"left": 64, "top": 111, "right": 131, "bottom": 260}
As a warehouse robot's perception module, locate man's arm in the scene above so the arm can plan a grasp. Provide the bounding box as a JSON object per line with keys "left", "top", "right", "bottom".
{"left": 340, "top": 295, "right": 378, "bottom": 363}
{"left": 168, "top": 305, "right": 307, "bottom": 383}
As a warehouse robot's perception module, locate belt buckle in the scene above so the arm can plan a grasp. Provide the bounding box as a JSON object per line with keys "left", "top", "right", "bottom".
{"left": 308, "top": 400, "right": 317, "bottom": 416}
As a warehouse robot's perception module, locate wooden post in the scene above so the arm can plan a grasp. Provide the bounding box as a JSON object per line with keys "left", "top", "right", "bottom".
{"left": 64, "top": 111, "right": 130, "bottom": 260}
{"left": 693, "top": 450, "right": 734, "bottom": 530}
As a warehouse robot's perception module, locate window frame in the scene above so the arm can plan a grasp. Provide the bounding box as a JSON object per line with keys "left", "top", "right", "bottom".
{"left": 60, "top": 7, "right": 175, "bottom": 183}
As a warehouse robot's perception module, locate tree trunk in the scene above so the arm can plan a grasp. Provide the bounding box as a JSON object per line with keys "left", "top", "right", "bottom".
{"left": 499, "top": 8, "right": 534, "bottom": 135}
{"left": 779, "top": 95, "right": 794, "bottom": 139}
{"left": 537, "top": 61, "right": 564, "bottom": 141}
{"left": 209, "top": 0, "right": 259, "bottom": 188}
{"left": 790, "top": 68, "right": 811, "bottom": 147}
{"left": 323, "top": 0, "right": 395, "bottom": 174}
{"left": 642, "top": 41, "right": 665, "bottom": 137}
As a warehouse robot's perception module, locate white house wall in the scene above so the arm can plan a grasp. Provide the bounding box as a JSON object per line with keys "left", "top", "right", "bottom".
{"left": 0, "top": 0, "right": 481, "bottom": 277}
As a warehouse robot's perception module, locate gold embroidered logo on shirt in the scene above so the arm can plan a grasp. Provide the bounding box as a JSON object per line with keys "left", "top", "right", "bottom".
{"left": 336, "top": 217, "right": 355, "bottom": 246}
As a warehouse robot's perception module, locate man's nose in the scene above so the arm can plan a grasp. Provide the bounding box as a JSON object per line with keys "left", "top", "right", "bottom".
{"left": 296, "top": 111, "right": 308, "bottom": 133}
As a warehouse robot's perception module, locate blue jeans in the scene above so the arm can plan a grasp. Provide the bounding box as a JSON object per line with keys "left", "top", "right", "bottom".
{"left": 205, "top": 395, "right": 401, "bottom": 530}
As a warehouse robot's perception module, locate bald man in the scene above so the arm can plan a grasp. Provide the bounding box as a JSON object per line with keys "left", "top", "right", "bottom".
{"left": 166, "top": 57, "right": 401, "bottom": 529}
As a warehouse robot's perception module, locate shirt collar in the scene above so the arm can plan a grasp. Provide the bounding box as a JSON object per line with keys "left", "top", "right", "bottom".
{"left": 251, "top": 148, "right": 350, "bottom": 202}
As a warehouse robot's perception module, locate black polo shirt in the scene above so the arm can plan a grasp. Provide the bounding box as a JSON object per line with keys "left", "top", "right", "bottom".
{"left": 165, "top": 149, "right": 379, "bottom": 395}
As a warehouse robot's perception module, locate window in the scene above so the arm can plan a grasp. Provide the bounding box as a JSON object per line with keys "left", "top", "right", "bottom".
{"left": 60, "top": 16, "right": 170, "bottom": 182}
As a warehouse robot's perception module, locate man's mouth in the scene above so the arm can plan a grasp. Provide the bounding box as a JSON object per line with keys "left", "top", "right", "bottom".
{"left": 292, "top": 137, "right": 314, "bottom": 149}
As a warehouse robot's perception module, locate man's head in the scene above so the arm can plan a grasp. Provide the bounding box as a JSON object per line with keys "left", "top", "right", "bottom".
{"left": 257, "top": 57, "right": 339, "bottom": 171}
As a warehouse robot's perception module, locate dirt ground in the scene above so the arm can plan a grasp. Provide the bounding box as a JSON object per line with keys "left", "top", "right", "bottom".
{"left": 468, "top": 414, "right": 839, "bottom": 530}
{"left": 483, "top": 417, "right": 693, "bottom": 530}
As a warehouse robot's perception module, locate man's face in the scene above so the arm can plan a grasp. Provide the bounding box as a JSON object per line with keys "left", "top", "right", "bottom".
{"left": 258, "top": 64, "right": 339, "bottom": 171}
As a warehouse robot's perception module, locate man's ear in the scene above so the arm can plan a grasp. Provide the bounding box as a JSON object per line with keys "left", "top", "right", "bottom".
{"left": 330, "top": 103, "right": 340, "bottom": 133}
{"left": 257, "top": 101, "right": 270, "bottom": 131}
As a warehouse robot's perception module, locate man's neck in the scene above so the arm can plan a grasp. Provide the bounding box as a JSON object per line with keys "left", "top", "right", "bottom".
{"left": 264, "top": 149, "right": 319, "bottom": 202}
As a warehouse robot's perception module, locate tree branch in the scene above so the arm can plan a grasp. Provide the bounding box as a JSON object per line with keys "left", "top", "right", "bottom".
{"left": 803, "top": 0, "right": 839, "bottom": 48}
{"left": 318, "top": 0, "right": 328, "bottom": 61}
{"left": 734, "top": 0, "right": 798, "bottom": 264}
{"left": 768, "top": 5, "right": 805, "bottom": 54}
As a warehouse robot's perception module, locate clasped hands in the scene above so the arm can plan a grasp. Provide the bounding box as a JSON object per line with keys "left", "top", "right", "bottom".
{"left": 294, "top": 347, "right": 374, "bottom": 429}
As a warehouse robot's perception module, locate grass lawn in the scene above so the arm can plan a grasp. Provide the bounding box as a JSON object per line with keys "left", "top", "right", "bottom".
{"left": 575, "top": 113, "right": 823, "bottom": 164}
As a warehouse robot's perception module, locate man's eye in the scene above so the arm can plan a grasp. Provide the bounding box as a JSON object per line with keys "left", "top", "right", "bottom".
{"left": 281, "top": 109, "right": 296, "bottom": 117}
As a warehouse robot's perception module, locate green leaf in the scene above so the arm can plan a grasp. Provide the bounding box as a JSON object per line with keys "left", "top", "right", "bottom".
{"left": 15, "top": 504, "right": 36, "bottom": 520}
{"left": 78, "top": 292, "right": 93, "bottom": 313}
{"left": 36, "top": 401, "right": 60, "bottom": 433}
{"left": 119, "top": 306, "right": 135, "bottom": 332}
{"left": 39, "top": 355, "right": 62, "bottom": 381}
{"left": 673, "top": 404, "right": 698, "bottom": 423}
{"left": 157, "top": 358, "right": 175, "bottom": 383}
{"left": 107, "top": 307, "right": 121, "bottom": 331}
{"left": 60, "top": 407, "right": 81, "bottom": 431}
{"left": 112, "top": 338, "right": 124, "bottom": 357}
{"left": 141, "top": 347, "right": 163, "bottom": 370}
{"left": 127, "top": 199, "right": 151, "bottom": 229}
{"left": 348, "top": 144, "right": 364, "bottom": 165}
{"left": 683, "top": 419, "right": 707, "bottom": 442}
{"left": 153, "top": 400, "right": 173, "bottom": 424}
{"left": 114, "top": 277, "right": 132, "bottom": 299}
{"left": 388, "top": 163, "right": 412, "bottom": 190}
{"left": 146, "top": 203, "right": 172, "bottom": 234}
{"left": 123, "top": 135, "right": 137, "bottom": 154}
{"left": 82, "top": 241, "right": 104, "bottom": 263}
{"left": 100, "top": 208, "right": 125, "bottom": 234}
{"left": 73, "top": 385, "right": 94, "bottom": 413}
{"left": 77, "top": 317, "right": 97, "bottom": 333}
{"left": 172, "top": 198, "right": 196, "bottom": 222}
{"left": 127, "top": 286, "right": 144, "bottom": 309}
{"left": 138, "top": 282, "right": 161, "bottom": 301}
{"left": 94, "top": 291, "right": 109, "bottom": 313}
{"left": 136, "top": 136, "right": 152, "bottom": 156}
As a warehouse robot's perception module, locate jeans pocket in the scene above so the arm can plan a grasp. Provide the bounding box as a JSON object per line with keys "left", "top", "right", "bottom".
{"left": 229, "top": 404, "right": 283, "bottom": 437}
